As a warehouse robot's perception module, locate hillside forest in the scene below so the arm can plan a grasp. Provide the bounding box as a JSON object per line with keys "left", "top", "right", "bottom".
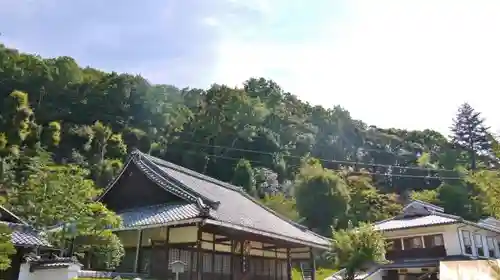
{"left": 1, "top": 43, "right": 500, "bottom": 268}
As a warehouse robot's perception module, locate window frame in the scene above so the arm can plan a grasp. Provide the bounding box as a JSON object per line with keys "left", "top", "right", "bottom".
{"left": 486, "top": 237, "right": 495, "bottom": 258}
{"left": 403, "top": 236, "right": 424, "bottom": 250}
{"left": 424, "top": 234, "right": 444, "bottom": 248}
{"left": 462, "top": 230, "right": 473, "bottom": 255}
{"left": 474, "top": 233, "right": 485, "bottom": 257}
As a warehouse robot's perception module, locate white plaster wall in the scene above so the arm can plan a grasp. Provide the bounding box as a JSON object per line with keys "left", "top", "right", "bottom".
{"left": 381, "top": 222, "right": 500, "bottom": 259}
{"left": 456, "top": 224, "right": 500, "bottom": 258}
{"left": 18, "top": 263, "right": 81, "bottom": 280}
{"left": 440, "top": 260, "right": 500, "bottom": 280}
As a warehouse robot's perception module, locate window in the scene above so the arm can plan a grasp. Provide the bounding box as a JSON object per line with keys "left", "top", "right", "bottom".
{"left": 475, "top": 234, "right": 484, "bottom": 257}
{"left": 487, "top": 237, "right": 495, "bottom": 257}
{"left": 462, "top": 230, "right": 473, "bottom": 255}
{"left": 387, "top": 239, "right": 402, "bottom": 251}
{"left": 424, "top": 234, "right": 444, "bottom": 248}
{"left": 403, "top": 236, "right": 424, "bottom": 249}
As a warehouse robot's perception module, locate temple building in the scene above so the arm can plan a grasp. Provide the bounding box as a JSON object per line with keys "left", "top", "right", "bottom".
{"left": 96, "top": 149, "right": 330, "bottom": 280}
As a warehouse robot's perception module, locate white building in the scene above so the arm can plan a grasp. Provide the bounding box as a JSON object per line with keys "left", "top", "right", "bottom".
{"left": 328, "top": 200, "right": 500, "bottom": 280}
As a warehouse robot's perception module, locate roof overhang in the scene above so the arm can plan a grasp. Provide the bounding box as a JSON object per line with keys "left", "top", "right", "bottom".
{"left": 112, "top": 217, "right": 330, "bottom": 250}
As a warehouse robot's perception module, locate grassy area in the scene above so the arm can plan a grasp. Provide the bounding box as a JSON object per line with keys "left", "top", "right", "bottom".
{"left": 292, "top": 267, "right": 337, "bottom": 280}
{"left": 78, "top": 269, "right": 337, "bottom": 280}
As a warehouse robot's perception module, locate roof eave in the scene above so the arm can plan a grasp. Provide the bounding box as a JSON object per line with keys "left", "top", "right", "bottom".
{"left": 204, "top": 219, "right": 330, "bottom": 250}
{"left": 112, "top": 218, "right": 204, "bottom": 232}
{"left": 375, "top": 220, "right": 460, "bottom": 232}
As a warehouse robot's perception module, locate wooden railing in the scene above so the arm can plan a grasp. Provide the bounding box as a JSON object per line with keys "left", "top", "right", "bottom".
{"left": 386, "top": 246, "right": 447, "bottom": 260}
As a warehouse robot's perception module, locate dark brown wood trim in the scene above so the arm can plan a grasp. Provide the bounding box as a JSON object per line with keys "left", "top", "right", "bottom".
{"left": 211, "top": 233, "right": 215, "bottom": 276}
{"left": 197, "top": 224, "right": 203, "bottom": 280}
{"left": 230, "top": 240, "right": 234, "bottom": 280}
{"left": 165, "top": 227, "right": 170, "bottom": 277}
{"left": 134, "top": 230, "right": 143, "bottom": 273}
{"left": 310, "top": 248, "right": 316, "bottom": 280}
{"left": 274, "top": 248, "right": 278, "bottom": 280}
{"left": 286, "top": 248, "right": 292, "bottom": 280}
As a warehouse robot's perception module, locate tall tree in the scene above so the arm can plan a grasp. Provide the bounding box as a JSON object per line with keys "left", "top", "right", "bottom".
{"left": 450, "top": 103, "right": 491, "bottom": 170}
{"left": 231, "top": 159, "right": 256, "bottom": 196}
{"left": 295, "top": 158, "right": 350, "bottom": 235}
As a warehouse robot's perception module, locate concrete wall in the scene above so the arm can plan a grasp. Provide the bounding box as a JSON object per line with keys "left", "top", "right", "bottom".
{"left": 18, "top": 263, "right": 81, "bottom": 280}
{"left": 440, "top": 259, "right": 500, "bottom": 280}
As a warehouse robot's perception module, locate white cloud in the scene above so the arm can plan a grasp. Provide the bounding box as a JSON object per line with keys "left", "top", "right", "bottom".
{"left": 211, "top": 0, "right": 500, "bottom": 134}
{"left": 202, "top": 17, "right": 220, "bottom": 27}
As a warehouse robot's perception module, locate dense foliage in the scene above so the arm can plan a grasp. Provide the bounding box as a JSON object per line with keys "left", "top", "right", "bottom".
{"left": 1, "top": 43, "right": 500, "bottom": 269}
{"left": 0, "top": 224, "right": 15, "bottom": 271}
{"left": 329, "top": 222, "right": 387, "bottom": 280}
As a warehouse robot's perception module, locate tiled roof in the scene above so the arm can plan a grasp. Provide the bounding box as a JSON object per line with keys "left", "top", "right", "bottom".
{"left": 373, "top": 214, "right": 458, "bottom": 231}
{"left": 144, "top": 154, "right": 329, "bottom": 247}
{"left": 3, "top": 222, "right": 51, "bottom": 247}
{"left": 117, "top": 203, "right": 201, "bottom": 229}
{"left": 103, "top": 150, "right": 330, "bottom": 248}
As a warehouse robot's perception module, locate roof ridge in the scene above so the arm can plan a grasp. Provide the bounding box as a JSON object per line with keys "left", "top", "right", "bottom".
{"left": 0, "top": 205, "right": 29, "bottom": 226}
{"left": 404, "top": 199, "right": 444, "bottom": 212}
{"left": 143, "top": 153, "right": 243, "bottom": 192}
{"left": 136, "top": 153, "right": 219, "bottom": 209}
{"left": 140, "top": 151, "right": 330, "bottom": 243}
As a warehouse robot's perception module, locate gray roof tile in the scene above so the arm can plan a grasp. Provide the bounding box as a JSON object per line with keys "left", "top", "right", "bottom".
{"left": 373, "top": 214, "right": 458, "bottom": 231}
{"left": 4, "top": 222, "right": 51, "bottom": 247}
{"left": 143, "top": 154, "right": 329, "bottom": 247}
{"left": 117, "top": 203, "right": 200, "bottom": 229}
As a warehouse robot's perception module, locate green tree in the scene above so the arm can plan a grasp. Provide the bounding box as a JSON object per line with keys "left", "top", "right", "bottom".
{"left": 231, "top": 159, "right": 256, "bottom": 196}
{"left": 329, "top": 222, "right": 387, "bottom": 280}
{"left": 261, "top": 193, "right": 299, "bottom": 222}
{"left": 342, "top": 171, "right": 401, "bottom": 226}
{"left": 0, "top": 223, "right": 15, "bottom": 271}
{"left": 467, "top": 170, "right": 500, "bottom": 218}
{"left": 6, "top": 150, "right": 122, "bottom": 264}
{"left": 410, "top": 189, "right": 440, "bottom": 205}
{"left": 450, "top": 103, "right": 491, "bottom": 170}
{"left": 295, "top": 159, "right": 350, "bottom": 235}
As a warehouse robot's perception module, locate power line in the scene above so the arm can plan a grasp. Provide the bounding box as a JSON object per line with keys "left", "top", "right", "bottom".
{"left": 180, "top": 150, "right": 463, "bottom": 181}
{"left": 176, "top": 140, "right": 461, "bottom": 174}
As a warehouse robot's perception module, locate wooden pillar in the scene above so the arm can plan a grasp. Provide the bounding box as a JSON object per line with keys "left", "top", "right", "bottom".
{"left": 240, "top": 241, "right": 245, "bottom": 272}
{"left": 274, "top": 248, "right": 278, "bottom": 280}
{"left": 212, "top": 233, "right": 216, "bottom": 279}
{"left": 230, "top": 240, "right": 235, "bottom": 280}
{"left": 286, "top": 248, "right": 292, "bottom": 280}
{"left": 310, "top": 248, "right": 316, "bottom": 280}
{"left": 165, "top": 227, "right": 170, "bottom": 279}
{"left": 133, "top": 229, "right": 143, "bottom": 273}
{"left": 197, "top": 224, "right": 203, "bottom": 280}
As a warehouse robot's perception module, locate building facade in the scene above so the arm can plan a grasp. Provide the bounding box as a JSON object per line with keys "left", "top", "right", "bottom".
{"left": 95, "top": 149, "right": 330, "bottom": 280}
{"left": 0, "top": 206, "right": 52, "bottom": 280}
{"left": 328, "top": 200, "right": 500, "bottom": 280}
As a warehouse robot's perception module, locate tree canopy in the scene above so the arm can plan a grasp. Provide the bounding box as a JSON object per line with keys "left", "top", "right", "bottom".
{"left": 329, "top": 222, "right": 387, "bottom": 280}
{"left": 1, "top": 43, "right": 500, "bottom": 269}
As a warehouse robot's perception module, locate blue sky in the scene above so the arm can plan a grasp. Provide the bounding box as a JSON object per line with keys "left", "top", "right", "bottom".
{"left": 1, "top": 0, "right": 500, "bottom": 135}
